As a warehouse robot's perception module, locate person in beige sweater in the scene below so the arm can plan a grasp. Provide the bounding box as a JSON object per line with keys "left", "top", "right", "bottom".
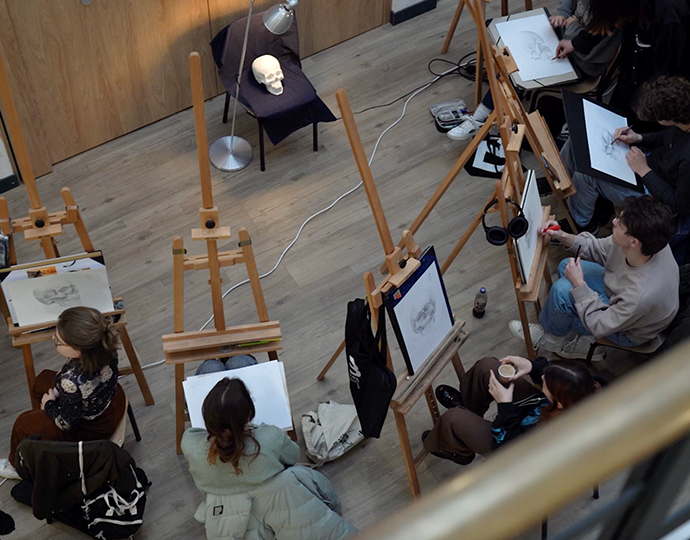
{"left": 510, "top": 195, "right": 679, "bottom": 360}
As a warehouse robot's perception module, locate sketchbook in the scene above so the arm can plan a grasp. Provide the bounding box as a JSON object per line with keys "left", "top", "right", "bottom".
{"left": 183, "top": 360, "right": 293, "bottom": 431}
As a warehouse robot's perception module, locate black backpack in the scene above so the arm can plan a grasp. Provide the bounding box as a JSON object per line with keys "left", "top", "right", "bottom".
{"left": 345, "top": 298, "right": 397, "bottom": 438}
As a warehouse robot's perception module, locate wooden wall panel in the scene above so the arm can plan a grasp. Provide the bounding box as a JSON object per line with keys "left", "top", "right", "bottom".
{"left": 0, "top": 1, "right": 53, "bottom": 178}
{"left": 0, "top": 0, "right": 217, "bottom": 166}
{"left": 208, "top": 0, "right": 385, "bottom": 61}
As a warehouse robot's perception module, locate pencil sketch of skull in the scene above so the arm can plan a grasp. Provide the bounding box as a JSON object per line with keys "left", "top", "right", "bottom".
{"left": 33, "top": 281, "right": 81, "bottom": 307}
{"left": 595, "top": 126, "right": 627, "bottom": 163}
{"left": 518, "top": 31, "right": 552, "bottom": 61}
{"left": 410, "top": 296, "right": 437, "bottom": 336}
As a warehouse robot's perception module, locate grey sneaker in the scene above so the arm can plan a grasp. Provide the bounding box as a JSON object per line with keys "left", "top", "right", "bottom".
{"left": 509, "top": 320, "right": 570, "bottom": 353}
{"left": 557, "top": 335, "right": 606, "bottom": 362}
{"left": 447, "top": 116, "right": 483, "bottom": 141}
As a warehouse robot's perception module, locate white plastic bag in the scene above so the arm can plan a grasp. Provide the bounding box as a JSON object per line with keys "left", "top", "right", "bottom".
{"left": 301, "top": 401, "right": 363, "bottom": 467}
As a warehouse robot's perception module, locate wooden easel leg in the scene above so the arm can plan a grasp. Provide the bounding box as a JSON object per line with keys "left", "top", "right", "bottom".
{"left": 21, "top": 345, "right": 38, "bottom": 410}
{"left": 119, "top": 326, "right": 154, "bottom": 406}
{"left": 39, "top": 237, "right": 58, "bottom": 259}
{"left": 61, "top": 188, "right": 95, "bottom": 251}
{"left": 543, "top": 262, "right": 553, "bottom": 290}
{"left": 474, "top": 36, "right": 484, "bottom": 110}
{"left": 524, "top": 0, "right": 533, "bottom": 11}
{"left": 441, "top": 190, "right": 497, "bottom": 274}
{"left": 450, "top": 352, "right": 466, "bottom": 380}
{"left": 175, "top": 363, "right": 185, "bottom": 455}
{"left": 317, "top": 340, "right": 345, "bottom": 381}
{"left": 424, "top": 387, "right": 441, "bottom": 422}
{"left": 553, "top": 189, "right": 578, "bottom": 234}
{"left": 441, "top": 0, "right": 465, "bottom": 54}
{"left": 380, "top": 111, "right": 497, "bottom": 274}
{"left": 394, "top": 410, "right": 421, "bottom": 498}
{"left": 518, "top": 300, "right": 536, "bottom": 360}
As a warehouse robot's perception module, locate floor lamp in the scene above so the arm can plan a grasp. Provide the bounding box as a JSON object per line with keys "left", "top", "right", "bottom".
{"left": 209, "top": 0, "right": 299, "bottom": 172}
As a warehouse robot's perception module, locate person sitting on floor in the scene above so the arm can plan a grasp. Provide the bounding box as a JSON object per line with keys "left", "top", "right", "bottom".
{"left": 509, "top": 195, "right": 678, "bottom": 360}
{"left": 423, "top": 355, "right": 596, "bottom": 464}
{"left": 182, "top": 378, "right": 356, "bottom": 540}
{"left": 0, "top": 307, "right": 126, "bottom": 480}
{"left": 559, "top": 76, "right": 690, "bottom": 234}
{"left": 448, "top": 0, "right": 634, "bottom": 141}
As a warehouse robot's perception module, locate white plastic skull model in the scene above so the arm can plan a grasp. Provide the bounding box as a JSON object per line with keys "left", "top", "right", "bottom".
{"left": 252, "top": 55, "right": 284, "bottom": 95}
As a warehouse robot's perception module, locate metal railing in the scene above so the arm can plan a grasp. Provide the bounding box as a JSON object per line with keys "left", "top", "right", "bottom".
{"left": 357, "top": 340, "right": 690, "bottom": 540}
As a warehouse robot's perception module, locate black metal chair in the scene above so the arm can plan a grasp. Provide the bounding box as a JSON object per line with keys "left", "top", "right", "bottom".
{"left": 211, "top": 13, "right": 336, "bottom": 171}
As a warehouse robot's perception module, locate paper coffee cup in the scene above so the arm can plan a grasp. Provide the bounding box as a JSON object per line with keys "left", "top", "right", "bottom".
{"left": 498, "top": 363, "right": 516, "bottom": 382}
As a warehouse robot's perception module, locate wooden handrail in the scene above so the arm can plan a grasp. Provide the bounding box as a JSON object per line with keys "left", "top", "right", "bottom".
{"left": 356, "top": 340, "right": 690, "bottom": 540}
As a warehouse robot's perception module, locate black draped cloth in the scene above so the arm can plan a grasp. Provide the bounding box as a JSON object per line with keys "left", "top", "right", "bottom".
{"left": 211, "top": 13, "right": 336, "bottom": 145}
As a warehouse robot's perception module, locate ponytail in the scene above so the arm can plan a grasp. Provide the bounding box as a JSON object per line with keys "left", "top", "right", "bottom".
{"left": 57, "top": 307, "right": 119, "bottom": 375}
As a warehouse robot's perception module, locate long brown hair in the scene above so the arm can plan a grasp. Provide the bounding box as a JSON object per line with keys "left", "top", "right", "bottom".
{"left": 202, "top": 378, "right": 261, "bottom": 475}
{"left": 539, "top": 360, "right": 596, "bottom": 423}
{"left": 586, "top": 0, "right": 639, "bottom": 34}
{"left": 57, "top": 307, "right": 119, "bottom": 376}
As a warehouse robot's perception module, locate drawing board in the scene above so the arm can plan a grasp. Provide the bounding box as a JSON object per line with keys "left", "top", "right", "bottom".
{"left": 563, "top": 90, "right": 644, "bottom": 191}
{"left": 515, "top": 171, "right": 542, "bottom": 282}
{"left": 0, "top": 253, "right": 114, "bottom": 326}
{"left": 495, "top": 12, "right": 573, "bottom": 82}
{"left": 384, "top": 246, "right": 454, "bottom": 376}
{"left": 183, "top": 360, "right": 292, "bottom": 431}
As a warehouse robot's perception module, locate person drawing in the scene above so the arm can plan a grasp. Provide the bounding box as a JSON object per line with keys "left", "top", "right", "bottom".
{"left": 448, "top": 0, "right": 635, "bottom": 142}
{"left": 423, "top": 356, "right": 597, "bottom": 464}
{"left": 509, "top": 196, "right": 678, "bottom": 360}
{"left": 182, "top": 378, "right": 356, "bottom": 540}
{"left": 558, "top": 76, "right": 690, "bottom": 245}
{"left": 0, "top": 307, "right": 125, "bottom": 480}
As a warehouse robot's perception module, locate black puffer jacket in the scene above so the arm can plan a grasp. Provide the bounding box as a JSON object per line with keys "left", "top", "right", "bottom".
{"left": 15, "top": 437, "right": 137, "bottom": 520}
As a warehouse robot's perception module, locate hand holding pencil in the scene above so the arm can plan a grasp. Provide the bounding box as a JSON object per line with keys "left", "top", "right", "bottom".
{"left": 613, "top": 126, "right": 642, "bottom": 145}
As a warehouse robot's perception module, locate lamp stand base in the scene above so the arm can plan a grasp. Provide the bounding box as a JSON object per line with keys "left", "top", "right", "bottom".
{"left": 209, "top": 136, "right": 253, "bottom": 172}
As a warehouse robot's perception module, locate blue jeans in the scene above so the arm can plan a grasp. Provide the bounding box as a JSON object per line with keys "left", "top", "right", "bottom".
{"left": 195, "top": 354, "right": 258, "bottom": 376}
{"left": 560, "top": 139, "right": 644, "bottom": 227}
{"left": 539, "top": 259, "right": 638, "bottom": 346}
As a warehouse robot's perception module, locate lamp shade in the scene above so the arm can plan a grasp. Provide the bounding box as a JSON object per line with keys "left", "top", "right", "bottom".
{"left": 263, "top": 0, "right": 298, "bottom": 35}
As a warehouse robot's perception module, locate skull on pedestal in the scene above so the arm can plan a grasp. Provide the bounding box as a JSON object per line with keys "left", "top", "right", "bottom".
{"left": 252, "top": 55, "right": 284, "bottom": 95}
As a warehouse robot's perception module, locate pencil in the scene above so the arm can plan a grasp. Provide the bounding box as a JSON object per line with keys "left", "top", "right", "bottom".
{"left": 575, "top": 246, "right": 581, "bottom": 265}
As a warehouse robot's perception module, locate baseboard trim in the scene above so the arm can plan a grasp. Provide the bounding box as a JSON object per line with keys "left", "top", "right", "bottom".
{"left": 0, "top": 174, "right": 19, "bottom": 195}
{"left": 390, "top": 0, "right": 437, "bottom": 25}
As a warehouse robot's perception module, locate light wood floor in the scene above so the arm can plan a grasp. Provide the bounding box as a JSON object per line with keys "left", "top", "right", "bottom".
{"left": 0, "top": 1, "right": 643, "bottom": 538}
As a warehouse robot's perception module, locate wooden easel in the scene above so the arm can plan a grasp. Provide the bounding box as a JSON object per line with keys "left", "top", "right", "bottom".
{"left": 162, "top": 53, "right": 285, "bottom": 454}
{"left": 396, "top": 0, "right": 559, "bottom": 356}
{"left": 318, "top": 88, "right": 470, "bottom": 498}
{"left": 433, "top": 0, "right": 577, "bottom": 238}
{"left": 441, "top": 0, "right": 532, "bottom": 107}
{"left": 0, "top": 44, "right": 153, "bottom": 410}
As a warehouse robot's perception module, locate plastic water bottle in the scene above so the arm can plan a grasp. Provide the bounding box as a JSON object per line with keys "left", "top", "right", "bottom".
{"left": 473, "top": 287, "right": 488, "bottom": 318}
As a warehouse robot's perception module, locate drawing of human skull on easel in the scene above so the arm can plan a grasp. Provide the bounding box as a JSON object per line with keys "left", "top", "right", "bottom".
{"left": 33, "top": 280, "right": 81, "bottom": 307}
{"left": 410, "top": 296, "right": 437, "bottom": 336}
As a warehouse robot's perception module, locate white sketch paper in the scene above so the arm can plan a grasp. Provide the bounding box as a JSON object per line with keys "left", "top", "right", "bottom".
{"left": 583, "top": 100, "right": 636, "bottom": 185}
{"left": 183, "top": 361, "right": 292, "bottom": 431}
{"left": 393, "top": 263, "right": 452, "bottom": 374}
{"left": 495, "top": 14, "right": 572, "bottom": 81}
{"left": 3, "top": 266, "right": 114, "bottom": 326}
{"left": 516, "top": 171, "right": 542, "bottom": 283}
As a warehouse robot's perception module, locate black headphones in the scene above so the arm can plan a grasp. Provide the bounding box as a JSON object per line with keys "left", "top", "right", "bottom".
{"left": 481, "top": 198, "right": 529, "bottom": 246}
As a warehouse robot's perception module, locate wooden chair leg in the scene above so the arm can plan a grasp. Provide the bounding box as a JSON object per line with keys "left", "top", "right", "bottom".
{"left": 223, "top": 92, "right": 230, "bottom": 124}
{"left": 313, "top": 122, "right": 318, "bottom": 152}
{"left": 258, "top": 119, "right": 266, "bottom": 172}
{"left": 127, "top": 403, "right": 142, "bottom": 442}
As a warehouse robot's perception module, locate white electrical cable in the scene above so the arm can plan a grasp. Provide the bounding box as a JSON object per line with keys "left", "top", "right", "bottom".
{"left": 136, "top": 65, "right": 458, "bottom": 371}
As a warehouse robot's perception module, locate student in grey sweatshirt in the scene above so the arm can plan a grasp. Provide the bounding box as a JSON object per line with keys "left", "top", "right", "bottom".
{"left": 509, "top": 196, "right": 678, "bottom": 360}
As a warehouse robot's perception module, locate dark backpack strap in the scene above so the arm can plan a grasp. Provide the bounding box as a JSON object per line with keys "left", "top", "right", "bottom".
{"left": 374, "top": 304, "right": 387, "bottom": 363}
